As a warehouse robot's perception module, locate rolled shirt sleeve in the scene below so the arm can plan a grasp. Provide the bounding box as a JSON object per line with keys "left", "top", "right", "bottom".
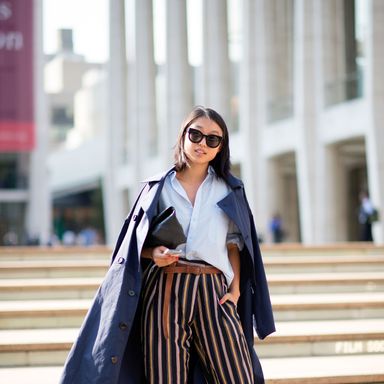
{"left": 226, "top": 219, "right": 244, "bottom": 251}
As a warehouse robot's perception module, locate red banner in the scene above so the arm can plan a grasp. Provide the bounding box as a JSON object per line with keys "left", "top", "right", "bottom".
{"left": 0, "top": 0, "right": 35, "bottom": 151}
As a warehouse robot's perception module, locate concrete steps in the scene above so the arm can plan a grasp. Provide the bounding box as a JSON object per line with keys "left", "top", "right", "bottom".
{"left": 272, "top": 292, "right": 384, "bottom": 321}
{"left": 0, "top": 247, "right": 111, "bottom": 261}
{"left": 1, "top": 318, "right": 383, "bottom": 368}
{"left": 1, "top": 355, "right": 383, "bottom": 384}
{"left": 1, "top": 292, "right": 383, "bottom": 329}
{"left": 0, "top": 244, "right": 384, "bottom": 383}
{"left": 0, "top": 328, "right": 76, "bottom": 367}
{"left": 268, "top": 271, "right": 384, "bottom": 293}
{"left": 263, "top": 255, "right": 384, "bottom": 273}
{"left": 0, "top": 260, "right": 109, "bottom": 279}
{"left": 255, "top": 319, "right": 384, "bottom": 358}
{"left": 262, "top": 354, "right": 384, "bottom": 383}
{"left": 1, "top": 270, "right": 381, "bottom": 302}
{"left": 0, "top": 299, "right": 91, "bottom": 329}
{"left": 0, "top": 278, "right": 102, "bottom": 300}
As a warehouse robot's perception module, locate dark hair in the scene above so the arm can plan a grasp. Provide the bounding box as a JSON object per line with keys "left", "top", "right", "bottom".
{"left": 174, "top": 106, "right": 231, "bottom": 178}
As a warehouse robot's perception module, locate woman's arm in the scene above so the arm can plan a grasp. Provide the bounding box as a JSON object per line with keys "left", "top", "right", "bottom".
{"left": 219, "top": 243, "right": 241, "bottom": 305}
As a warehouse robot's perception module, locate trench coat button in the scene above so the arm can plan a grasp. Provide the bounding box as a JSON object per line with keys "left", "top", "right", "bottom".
{"left": 117, "top": 257, "right": 125, "bottom": 264}
{"left": 111, "top": 356, "right": 118, "bottom": 364}
{"left": 133, "top": 215, "right": 138, "bottom": 221}
{"left": 128, "top": 290, "right": 135, "bottom": 297}
{"left": 119, "top": 322, "right": 128, "bottom": 331}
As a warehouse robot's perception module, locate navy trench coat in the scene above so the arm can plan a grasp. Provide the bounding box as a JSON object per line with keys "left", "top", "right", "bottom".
{"left": 60, "top": 168, "right": 275, "bottom": 384}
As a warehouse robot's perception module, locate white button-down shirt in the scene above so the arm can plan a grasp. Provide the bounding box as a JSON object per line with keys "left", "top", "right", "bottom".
{"left": 159, "top": 167, "right": 242, "bottom": 285}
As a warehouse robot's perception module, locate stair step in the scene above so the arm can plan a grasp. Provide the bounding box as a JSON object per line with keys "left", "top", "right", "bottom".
{"left": 0, "top": 366, "right": 63, "bottom": 384}
{"left": 0, "top": 278, "right": 102, "bottom": 300}
{"left": 272, "top": 292, "right": 384, "bottom": 321}
{"left": 268, "top": 272, "right": 384, "bottom": 293}
{"left": 255, "top": 319, "right": 384, "bottom": 358}
{"left": 0, "top": 300, "right": 91, "bottom": 329}
{"left": 0, "top": 247, "right": 111, "bottom": 261}
{"left": 0, "top": 260, "right": 109, "bottom": 279}
{"left": 0, "top": 328, "right": 77, "bottom": 367}
{"left": 1, "top": 319, "right": 383, "bottom": 367}
{"left": 1, "top": 293, "right": 383, "bottom": 329}
{"left": 0, "top": 272, "right": 381, "bottom": 301}
{"left": 261, "top": 354, "right": 384, "bottom": 383}
{"left": 264, "top": 255, "right": 384, "bottom": 273}
{"left": 0, "top": 354, "right": 383, "bottom": 384}
{"left": 261, "top": 243, "right": 384, "bottom": 257}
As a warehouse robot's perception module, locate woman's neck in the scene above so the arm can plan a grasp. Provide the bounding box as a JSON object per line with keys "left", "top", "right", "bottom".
{"left": 177, "top": 163, "right": 209, "bottom": 184}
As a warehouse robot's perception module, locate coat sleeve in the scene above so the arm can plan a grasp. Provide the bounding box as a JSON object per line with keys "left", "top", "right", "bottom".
{"left": 242, "top": 188, "right": 276, "bottom": 340}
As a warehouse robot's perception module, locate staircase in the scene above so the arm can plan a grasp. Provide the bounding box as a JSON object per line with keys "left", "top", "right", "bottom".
{"left": 0, "top": 244, "right": 383, "bottom": 383}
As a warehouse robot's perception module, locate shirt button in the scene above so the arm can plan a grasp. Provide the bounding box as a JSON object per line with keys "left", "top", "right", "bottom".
{"left": 117, "top": 257, "right": 125, "bottom": 264}
{"left": 119, "top": 322, "right": 128, "bottom": 331}
{"left": 128, "top": 290, "right": 135, "bottom": 297}
{"left": 111, "top": 356, "right": 118, "bottom": 364}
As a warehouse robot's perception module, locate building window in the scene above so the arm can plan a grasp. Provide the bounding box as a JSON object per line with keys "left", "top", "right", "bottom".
{"left": 0, "top": 153, "right": 28, "bottom": 189}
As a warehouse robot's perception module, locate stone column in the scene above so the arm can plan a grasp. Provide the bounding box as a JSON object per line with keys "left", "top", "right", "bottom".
{"left": 265, "top": 0, "right": 294, "bottom": 122}
{"left": 365, "top": 0, "right": 384, "bottom": 243}
{"left": 26, "top": 0, "right": 51, "bottom": 245}
{"left": 323, "top": 145, "right": 349, "bottom": 241}
{"left": 164, "top": 0, "right": 193, "bottom": 164}
{"left": 134, "top": 0, "right": 157, "bottom": 171}
{"left": 103, "top": 0, "right": 127, "bottom": 244}
{"left": 294, "top": 0, "right": 325, "bottom": 244}
{"left": 322, "top": 0, "right": 347, "bottom": 105}
{"left": 239, "top": 0, "right": 269, "bottom": 237}
{"left": 202, "top": 0, "right": 230, "bottom": 122}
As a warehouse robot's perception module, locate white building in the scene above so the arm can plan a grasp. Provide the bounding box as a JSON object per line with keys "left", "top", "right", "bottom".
{"left": 2, "top": 0, "right": 383, "bottom": 246}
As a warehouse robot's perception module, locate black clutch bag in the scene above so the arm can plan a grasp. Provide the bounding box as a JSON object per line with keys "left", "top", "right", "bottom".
{"left": 145, "top": 206, "right": 186, "bottom": 249}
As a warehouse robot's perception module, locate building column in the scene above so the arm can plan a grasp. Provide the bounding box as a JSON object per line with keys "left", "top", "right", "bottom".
{"left": 134, "top": 0, "right": 157, "bottom": 174}
{"left": 365, "top": 0, "right": 384, "bottom": 243}
{"left": 103, "top": 0, "right": 127, "bottom": 244}
{"left": 26, "top": 0, "right": 51, "bottom": 245}
{"left": 164, "top": 0, "right": 193, "bottom": 164}
{"left": 322, "top": 0, "right": 347, "bottom": 105}
{"left": 239, "top": 0, "right": 270, "bottom": 237}
{"left": 294, "top": 0, "right": 325, "bottom": 244}
{"left": 320, "top": 0, "right": 350, "bottom": 243}
{"left": 202, "top": 0, "right": 230, "bottom": 122}
{"left": 265, "top": 0, "right": 294, "bottom": 122}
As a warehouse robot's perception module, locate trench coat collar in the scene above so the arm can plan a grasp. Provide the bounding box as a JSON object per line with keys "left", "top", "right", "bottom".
{"left": 141, "top": 166, "right": 244, "bottom": 191}
{"left": 140, "top": 166, "right": 243, "bottom": 224}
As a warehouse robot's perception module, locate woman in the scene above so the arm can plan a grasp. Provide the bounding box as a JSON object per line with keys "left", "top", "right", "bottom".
{"left": 60, "top": 106, "right": 275, "bottom": 384}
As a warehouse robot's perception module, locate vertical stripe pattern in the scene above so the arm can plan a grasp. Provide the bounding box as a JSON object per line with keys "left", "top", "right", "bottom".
{"left": 141, "top": 262, "right": 253, "bottom": 384}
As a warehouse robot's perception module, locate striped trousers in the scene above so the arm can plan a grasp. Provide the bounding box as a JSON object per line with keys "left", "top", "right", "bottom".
{"left": 141, "top": 260, "right": 254, "bottom": 384}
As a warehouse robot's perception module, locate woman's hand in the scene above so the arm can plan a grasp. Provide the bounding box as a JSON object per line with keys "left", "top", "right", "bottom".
{"left": 152, "top": 246, "right": 179, "bottom": 267}
{"left": 219, "top": 288, "right": 240, "bottom": 306}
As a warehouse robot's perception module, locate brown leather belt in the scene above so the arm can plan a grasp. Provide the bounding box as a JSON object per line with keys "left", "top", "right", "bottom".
{"left": 162, "top": 262, "right": 221, "bottom": 338}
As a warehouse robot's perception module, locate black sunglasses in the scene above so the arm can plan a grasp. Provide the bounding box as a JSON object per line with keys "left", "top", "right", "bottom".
{"left": 187, "top": 127, "right": 223, "bottom": 148}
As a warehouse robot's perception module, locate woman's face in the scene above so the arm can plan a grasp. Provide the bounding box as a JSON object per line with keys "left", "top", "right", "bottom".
{"left": 183, "top": 117, "right": 223, "bottom": 166}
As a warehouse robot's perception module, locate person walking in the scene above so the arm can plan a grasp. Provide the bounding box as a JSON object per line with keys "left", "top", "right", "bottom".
{"left": 60, "top": 106, "right": 275, "bottom": 384}
{"left": 269, "top": 213, "right": 284, "bottom": 243}
{"left": 358, "top": 190, "right": 377, "bottom": 242}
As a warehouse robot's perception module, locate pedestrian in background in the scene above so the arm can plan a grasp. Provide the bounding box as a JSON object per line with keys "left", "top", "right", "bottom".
{"left": 269, "top": 213, "right": 284, "bottom": 243}
{"left": 358, "top": 190, "right": 377, "bottom": 242}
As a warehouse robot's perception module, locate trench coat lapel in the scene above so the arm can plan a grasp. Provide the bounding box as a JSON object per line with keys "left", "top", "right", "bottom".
{"left": 135, "top": 167, "right": 176, "bottom": 260}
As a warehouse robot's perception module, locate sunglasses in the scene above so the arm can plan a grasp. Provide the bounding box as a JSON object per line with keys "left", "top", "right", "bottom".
{"left": 187, "top": 127, "right": 223, "bottom": 149}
